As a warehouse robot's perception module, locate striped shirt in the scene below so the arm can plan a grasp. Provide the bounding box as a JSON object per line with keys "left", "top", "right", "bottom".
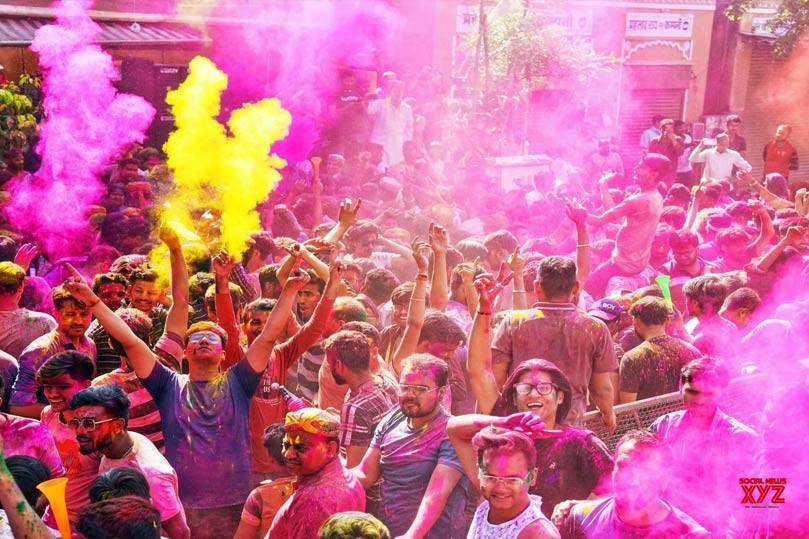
{"left": 93, "top": 369, "right": 164, "bottom": 451}
{"left": 87, "top": 306, "right": 167, "bottom": 377}
{"left": 296, "top": 344, "right": 325, "bottom": 403}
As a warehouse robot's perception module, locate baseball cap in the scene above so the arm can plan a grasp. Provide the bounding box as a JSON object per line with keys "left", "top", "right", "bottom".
{"left": 588, "top": 298, "right": 622, "bottom": 322}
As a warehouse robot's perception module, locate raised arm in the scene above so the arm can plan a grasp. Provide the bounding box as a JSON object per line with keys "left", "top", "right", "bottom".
{"left": 747, "top": 201, "right": 775, "bottom": 256}
{"left": 160, "top": 225, "right": 189, "bottom": 337}
{"left": 428, "top": 223, "right": 449, "bottom": 312}
{"left": 742, "top": 171, "right": 794, "bottom": 211}
{"left": 391, "top": 239, "right": 431, "bottom": 376}
{"left": 211, "top": 251, "right": 244, "bottom": 371}
{"left": 456, "top": 261, "right": 481, "bottom": 317}
{"left": 595, "top": 172, "right": 618, "bottom": 211}
{"left": 245, "top": 266, "right": 311, "bottom": 374}
{"left": 0, "top": 435, "right": 55, "bottom": 539}
{"left": 322, "top": 198, "right": 362, "bottom": 244}
{"left": 468, "top": 269, "right": 512, "bottom": 414}
{"left": 566, "top": 202, "right": 592, "bottom": 285}
{"left": 447, "top": 412, "right": 546, "bottom": 493}
{"left": 689, "top": 141, "right": 706, "bottom": 163}
{"left": 751, "top": 226, "right": 807, "bottom": 274}
{"left": 63, "top": 264, "right": 156, "bottom": 379}
{"left": 507, "top": 247, "right": 527, "bottom": 310}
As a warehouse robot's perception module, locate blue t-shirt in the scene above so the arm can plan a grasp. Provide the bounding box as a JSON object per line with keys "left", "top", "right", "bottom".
{"left": 141, "top": 358, "right": 260, "bottom": 508}
{"left": 371, "top": 407, "right": 468, "bottom": 538}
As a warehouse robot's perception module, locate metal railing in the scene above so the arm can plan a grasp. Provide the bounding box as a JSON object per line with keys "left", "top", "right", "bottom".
{"left": 581, "top": 374, "right": 765, "bottom": 450}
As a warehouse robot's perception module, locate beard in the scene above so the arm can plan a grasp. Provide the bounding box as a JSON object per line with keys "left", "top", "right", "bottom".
{"left": 333, "top": 371, "right": 347, "bottom": 386}
{"left": 400, "top": 398, "right": 438, "bottom": 418}
{"left": 78, "top": 436, "right": 113, "bottom": 455}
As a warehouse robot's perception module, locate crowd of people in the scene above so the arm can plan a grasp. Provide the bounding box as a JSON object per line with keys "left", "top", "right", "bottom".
{"left": 0, "top": 70, "right": 806, "bottom": 539}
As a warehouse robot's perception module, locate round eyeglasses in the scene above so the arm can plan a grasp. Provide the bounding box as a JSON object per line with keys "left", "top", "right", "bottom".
{"left": 513, "top": 382, "right": 557, "bottom": 396}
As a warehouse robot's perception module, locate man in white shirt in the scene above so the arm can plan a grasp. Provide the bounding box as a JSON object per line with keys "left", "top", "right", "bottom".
{"left": 689, "top": 133, "right": 751, "bottom": 182}
{"left": 368, "top": 80, "right": 413, "bottom": 168}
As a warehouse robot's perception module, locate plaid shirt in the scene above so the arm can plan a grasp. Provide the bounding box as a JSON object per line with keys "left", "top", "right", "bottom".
{"left": 340, "top": 375, "right": 398, "bottom": 448}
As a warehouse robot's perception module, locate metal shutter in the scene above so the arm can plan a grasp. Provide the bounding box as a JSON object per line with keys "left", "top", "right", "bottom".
{"left": 619, "top": 89, "right": 685, "bottom": 170}
{"left": 743, "top": 43, "right": 809, "bottom": 184}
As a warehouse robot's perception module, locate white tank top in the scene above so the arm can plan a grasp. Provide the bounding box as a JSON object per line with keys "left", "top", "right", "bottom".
{"left": 467, "top": 494, "right": 554, "bottom": 539}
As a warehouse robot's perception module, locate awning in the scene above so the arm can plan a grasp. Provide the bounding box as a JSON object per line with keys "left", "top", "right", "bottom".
{"left": 0, "top": 16, "right": 207, "bottom": 46}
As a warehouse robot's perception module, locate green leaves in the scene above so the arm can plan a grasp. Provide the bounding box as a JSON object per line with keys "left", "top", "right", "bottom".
{"left": 725, "top": 0, "right": 809, "bottom": 58}
{"left": 468, "top": 10, "right": 616, "bottom": 92}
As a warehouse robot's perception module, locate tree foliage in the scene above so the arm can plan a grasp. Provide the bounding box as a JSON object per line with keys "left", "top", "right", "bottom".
{"left": 725, "top": 0, "right": 809, "bottom": 57}
{"left": 468, "top": 10, "right": 616, "bottom": 93}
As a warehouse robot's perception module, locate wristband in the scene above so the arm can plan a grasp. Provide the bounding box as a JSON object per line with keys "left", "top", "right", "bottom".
{"left": 477, "top": 310, "right": 492, "bottom": 316}
{"left": 409, "top": 298, "right": 425, "bottom": 302}
{"left": 512, "top": 290, "right": 526, "bottom": 293}
{"left": 85, "top": 298, "right": 100, "bottom": 309}
{"left": 415, "top": 273, "right": 429, "bottom": 281}
{"left": 576, "top": 244, "right": 591, "bottom": 248}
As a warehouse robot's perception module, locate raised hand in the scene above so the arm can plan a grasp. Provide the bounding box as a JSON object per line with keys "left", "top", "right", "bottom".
{"left": 325, "top": 257, "right": 345, "bottom": 295}
{"left": 411, "top": 237, "right": 431, "bottom": 275}
{"left": 338, "top": 198, "right": 362, "bottom": 228}
{"left": 282, "top": 242, "right": 303, "bottom": 259}
{"left": 565, "top": 201, "right": 588, "bottom": 227}
{"left": 285, "top": 268, "right": 311, "bottom": 292}
{"left": 506, "top": 246, "right": 525, "bottom": 276}
{"left": 62, "top": 263, "right": 98, "bottom": 306}
{"left": 211, "top": 250, "right": 236, "bottom": 278}
{"left": 428, "top": 223, "right": 448, "bottom": 255}
{"left": 302, "top": 237, "right": 335, "bottom": 253}
{"left": 796, "top": 188, "right": 809, "bottom": 217}
{"left": 457, "top": 260, "right": 479, "bottom": 287}
{"left": 784, "top": 225, "right": 807, "bottom": 246}
{"left": 500, "top": 412, "right": 547, "bottom": 437}
{"left": 12, "top": 243, "right": 38, "bottom": 272}
{"left": 473, "top": 263, "right": 513, "bottom": 311}
{"left": 159, "top": 223, "right": 181, "bottom": 250}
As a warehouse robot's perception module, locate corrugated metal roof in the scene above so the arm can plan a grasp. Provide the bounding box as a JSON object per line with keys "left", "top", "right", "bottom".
{"left": 0, "top": 16, "right": 207, "bottom": 46}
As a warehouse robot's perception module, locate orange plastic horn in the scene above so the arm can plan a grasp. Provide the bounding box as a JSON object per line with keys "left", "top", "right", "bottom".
{"left": 37, "top": 477, "right": 71, "bottom": 539}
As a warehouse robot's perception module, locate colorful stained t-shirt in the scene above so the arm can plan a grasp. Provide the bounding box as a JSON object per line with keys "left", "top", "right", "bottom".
{"left": 268, "top": 458, "right": 364, "bottom": 539}
{"left": 240, "top": 477, "right": 295, "bottom": 539}
{"left": 141, "top": 357, "right": 261, "bottom": 509}
{"left": 562, "top": 497, "right": 710, "bottom": 538}
{"left": 99, "top": 432, "right": 186, "bottom": 524}
{"left": 371, "top": 407, "right": 469, "bottom": 539}
{"left": 619, "top": 335, "right": 702, "bottom": 401}
{"left": 39, "top": 408, "right": 100, "bottom": 522}
{"left": 0, "top": 308, "right": 56, "bottom": 359}
{"left": 0, "top": 413, "right": 64, "bottom": 478}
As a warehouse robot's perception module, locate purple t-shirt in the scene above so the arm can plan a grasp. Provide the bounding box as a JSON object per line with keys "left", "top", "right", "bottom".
{"left": 563, "top": 497, "right": 710, "bottom": 538}
{"left": 141, "top": 358, "right": 260, "bottom": 509}
{"left": 371, "top": 408, "right": 468, "bottom": 538}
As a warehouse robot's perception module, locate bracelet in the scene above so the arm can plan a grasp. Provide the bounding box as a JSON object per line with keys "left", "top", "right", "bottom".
{"left": 85, "top": 298, "right": 100, "bottom": 309}
{"left": 415, "top": 273, "right": 429, "bottom": 281}
{"left": 409, "top": 298, "right": 425, "bottom": 302}
{"left": 477, "top": 310, "right": 492, "bottom": 316}
{"left": 512, "top": 290, "right": 526, "bottom": 293}
{"left": 576, "top": 244, "right": 591, "bottom": 248}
